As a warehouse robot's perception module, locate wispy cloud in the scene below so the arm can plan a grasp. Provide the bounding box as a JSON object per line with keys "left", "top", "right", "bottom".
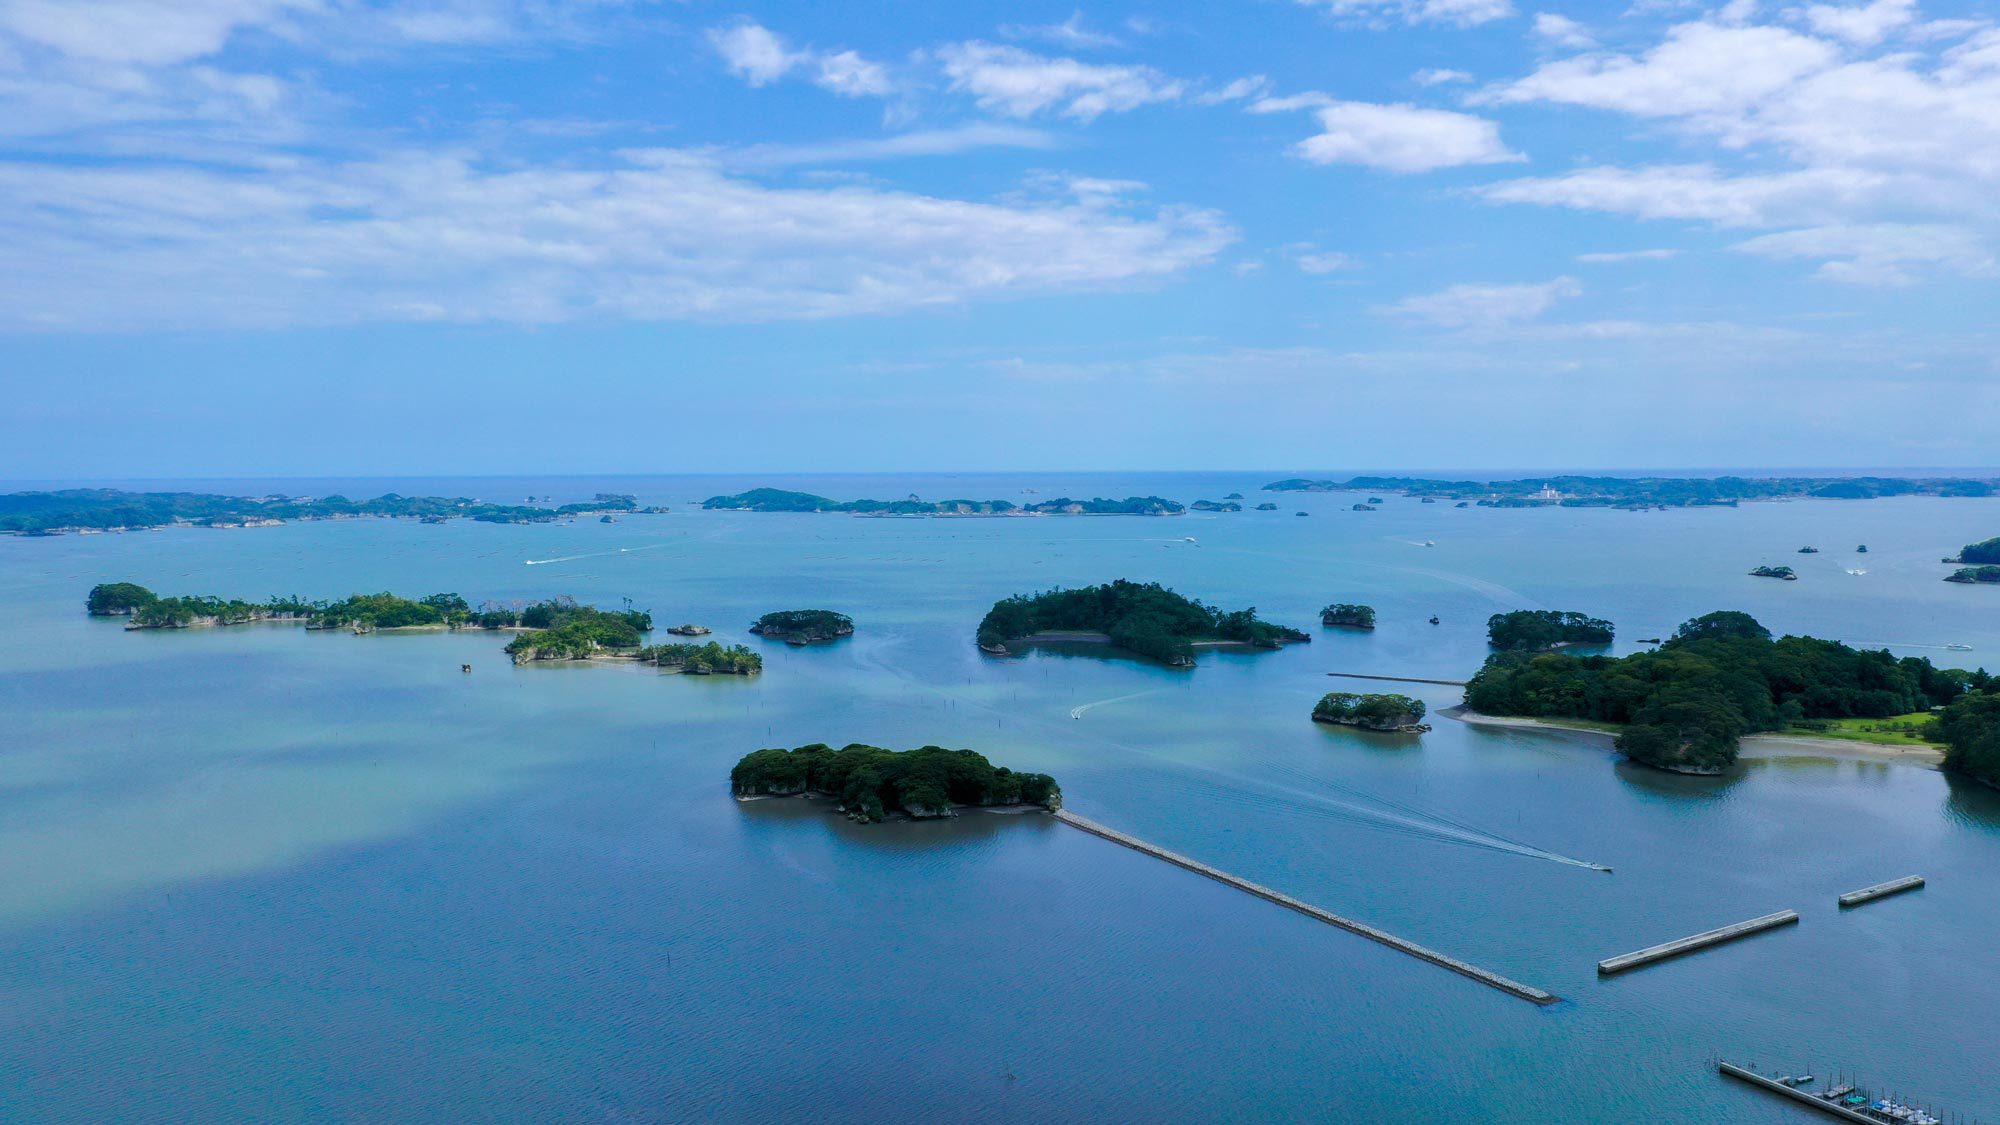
{"left": 1383, "top": 276, "right": 1582, "bottom": 326}
{"left": 936, "top": 42, "right": 1183, "bottom": 120}
{"left": 0, "top": 151, "right": 1235, "bottom": 330}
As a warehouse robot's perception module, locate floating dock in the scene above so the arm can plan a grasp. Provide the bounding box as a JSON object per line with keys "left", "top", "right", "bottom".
{"left": 1326, "top": 672, "right": 1469, "bottom": 687}
{"left": 1838, "top": 875, "right": 1924, "bottom": 909}
{"left": 1597, "top": 910, "right": 1798, "bottom": 975}
{"left": 1719, "top": 1061, "right": 1950, "bottom": 1124}
{"left": 1053, "top": 809, "right": 1558, "bottom": 1005}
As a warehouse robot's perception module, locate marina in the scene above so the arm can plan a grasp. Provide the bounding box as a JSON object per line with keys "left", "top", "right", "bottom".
{"left": 1719, "top": 1061, "right": 1961, "bottom": 1125}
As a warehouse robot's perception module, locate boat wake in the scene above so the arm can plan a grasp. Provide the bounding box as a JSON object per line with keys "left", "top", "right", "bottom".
{"left": 525, "top": 542, "right": 679, "bottom": 566}
{"left": 1069, "top": 689, "right": 1161, "bottom": 720}
{"left": 1229, "top": 764, "right": 1612, "bottom": 873}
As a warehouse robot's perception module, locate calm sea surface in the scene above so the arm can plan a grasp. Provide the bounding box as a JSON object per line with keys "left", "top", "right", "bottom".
{"left": 1, "top": 472, "right": 1997, "bottom": 1122}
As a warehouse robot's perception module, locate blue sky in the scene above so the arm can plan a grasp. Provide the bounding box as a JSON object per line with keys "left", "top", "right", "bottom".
{"left": 2, "top": 0, "right": 1997, "bottom": 478}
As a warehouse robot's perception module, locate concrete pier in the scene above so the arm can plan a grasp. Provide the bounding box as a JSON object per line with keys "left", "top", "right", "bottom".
{"left": 1597, "top": 910, "right": 1799, "bottom": 975}
{"left": 1719, "top": 1062, "right": 1884, "bottom": 1123}
{"left": 1326, "top": 673, "right": 1469, "bottom": 687}
{"left": 1838, "top": 875, "right": 1924, "bottom": 908}
{"left": 1053, "top": 809, "right": 1559, "bottom": 1005}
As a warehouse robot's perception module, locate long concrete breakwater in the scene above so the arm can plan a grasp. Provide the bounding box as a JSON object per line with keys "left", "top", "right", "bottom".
{"left": 1052, "top": 809, "right": 1559, "bottom": 1005}
{"left": 1597, "top": 910, "right": 1799, "bottom": 975}
{"left": 1839, "top": 875, "right": 1924, "bottom": 908}
{"left": 1326, "top": 672, "right": 1470, "bottom": 687}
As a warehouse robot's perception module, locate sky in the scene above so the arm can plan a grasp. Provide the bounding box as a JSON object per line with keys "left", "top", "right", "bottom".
{"left": 2, "top": 0, "right": 1998, "bottom": 479}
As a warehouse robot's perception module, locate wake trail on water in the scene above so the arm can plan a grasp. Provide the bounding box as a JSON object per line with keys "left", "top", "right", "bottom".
{"left": 828, "top": 633, "right": 1605, "bottom": 871}
{"left": 524, "top": 542, "right": 681, "bottom": 566}
{"left": 1069, "top": 689, "right": 1161, "bottom": 720}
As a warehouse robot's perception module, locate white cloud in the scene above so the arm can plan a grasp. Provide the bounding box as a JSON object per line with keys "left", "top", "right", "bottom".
{"left": 1291, "top": 101, "right": 1523, "bottom": 172}
{"left": 1574, "top": 248, "right": 1681, "bottom": 262}
{"left": 1413, "top": 67, "right": 1474, "bottom": 85}
{"left": 1532, "top": 12, "right": 1595, "bottom": 48}
{"left": 1294, "top": 249, "right": 1360, "bottom": 272}
{"left": 709, "top": 21, "right": 800, "bottom": 87}
{"left": 813, "top": 50, "right": 892, "bottom": 98}
{"left": 1479, "top": 21, "right": 1840, "bottom": 116}
{"left": 937, "top": 42, "right": 1182, "bottom": 120}
{"left": 1478, "top": 11, "right": 2000, "bottom": 284}
{"left": 1800, "top": 0, "right": 1917, "bottom": 46}
{"left": 709, "top": 21, "right": 892, "bottom": 98}
{"left": 999, "top": 11, "right": 1124, "bottom": 49}
{"left": 1247, "top": 91, "right": 1337, "bottom": 113}
{"left": 0, "top": 0, "right": 315, "bottom": 66}
{"left": 1301, "top": 0, "right": 1517, "bottom": 28}
{"left": 1196, "top": 75, "right": 1272, "bottom": 104}
{"left": 722, "top": 124, "right": 1058, "bottom": 170}
{"left": 1383, "top": 276, "right": 1583, "bottom": 327}
{"left": 1478, "top": 163, "right": 1887, "bottom": 225}
{"left": 0, "top": 150, "right": 1235, "bottom": 330}
{"left": 1732, "top": 223, "right": 1997, "bottom": 285}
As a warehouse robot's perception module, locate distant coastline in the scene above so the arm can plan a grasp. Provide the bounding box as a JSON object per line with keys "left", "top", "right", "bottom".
{"left": 1262, "top": 474, "right": 2000, "bottom": 508}
{"left": 2, "top": 488, "right": 660, "bottom": 536}
{"left": 703, "top": 487, "right": 1184, "bottom": 516}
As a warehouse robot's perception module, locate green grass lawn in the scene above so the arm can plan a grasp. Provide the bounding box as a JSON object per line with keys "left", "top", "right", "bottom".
{"left": 1784, "top": 713, "right": 1943, "bottom": 747}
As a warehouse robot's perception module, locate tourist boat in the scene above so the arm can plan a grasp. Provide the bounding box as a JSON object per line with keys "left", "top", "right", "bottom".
{"left": 1946, "top": 643, "right": 1973, "bottom": 651}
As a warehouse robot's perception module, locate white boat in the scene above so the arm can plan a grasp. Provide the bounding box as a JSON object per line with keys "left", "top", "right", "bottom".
{"left": 1947, "top": 643, "right": 1973, "bottom": 651}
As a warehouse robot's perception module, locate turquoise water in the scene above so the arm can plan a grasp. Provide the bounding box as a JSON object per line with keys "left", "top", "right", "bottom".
{"left": 1, "top": 473, "right": 1996, "bottom": 1122}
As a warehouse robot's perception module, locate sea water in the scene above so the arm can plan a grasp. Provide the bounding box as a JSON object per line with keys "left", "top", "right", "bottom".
{"left": 0, "top": 472, "right": 1996, "bottom": 1122}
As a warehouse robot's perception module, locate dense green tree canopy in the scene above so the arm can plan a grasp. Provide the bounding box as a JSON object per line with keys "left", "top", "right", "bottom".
{"left": 85, "top": 582, "right": 157, "bottom": 616}
{"left": 1466, "top": 611, "right": 1978, "bottom": 773}
{"left": 1932, "top": 690, "right": 2000, "bottom": 789}
{"left": 1486, "top": 610, "right": 1615, "bottom": 651}
{"left": 751, "top": 610, "right": 853, "bottom": 642}
{"left": 1312, "top": 692, "right": 1426, "bottom": 731}
{"left": 1320, "top": 603, "right": 1376, "bottom": 629}
{"left": 1955, "top": 536, "right": 2000, "bottom": 565}
{"left": 636, "top": 642, "right": 762, "bottom": 675}
{"left": 976, "top": 579, "right": 1306, "bottom": 667}
{"left": 731, "top": 743, "right": 1060, "bottom": 822}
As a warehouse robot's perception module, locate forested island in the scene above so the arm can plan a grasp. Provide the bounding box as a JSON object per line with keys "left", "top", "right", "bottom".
{"left": 6, "top": 488, "right": 652, "bottom": 535}
{"left": 1946, "top": 566, "right": 2000, "bottom": 585}
{"left": 1955, "top": 536, "right": 2000, "bottom": 564}
{"left": 634, "top": 642, "right": 762, "bottom": 675}
{"left": 91, "top": 582, "right": 475, "bottom": 631}
{"left": 1313, "top": 692, "right": 1429, "bottom": 732}
{"left": 1261, "top": 475, "right": 2000, "bottom": 508}
{"left": 731, "top": 743, "right": 1060, "bottom": 822}
{"left": 1486, "top": 610, "right": 1614, "bottom": 651}
{"left": 750, "top": 609, "right": 854, "bottom": 644}
{"left": 1751, "top": 566, "right": 1800, "bottom": 580}
{"left": 975, "top": 579, "right": 1307, "bottom": 667}
{"left": 1321, "top": 603, "right": 1377, "bottom": 629}
{"left": 502, "top": 603, "right": 656, "bottom": 662}
{"left": 85, "top": 583, "right": 753, "bottom": 675}
{"left": 702, "top": 488, "right": 1183, "bottom": 516}
{"left": 1191, "top": 500, "right": 1241, "bottom": 512}
{"left": 1464, "top": 611, "right": 1981, "bottom": 775}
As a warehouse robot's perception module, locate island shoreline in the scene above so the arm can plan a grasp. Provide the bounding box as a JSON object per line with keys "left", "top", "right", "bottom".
{"left": 1441, "top": 705, "right": 1944, "bottom": 768}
